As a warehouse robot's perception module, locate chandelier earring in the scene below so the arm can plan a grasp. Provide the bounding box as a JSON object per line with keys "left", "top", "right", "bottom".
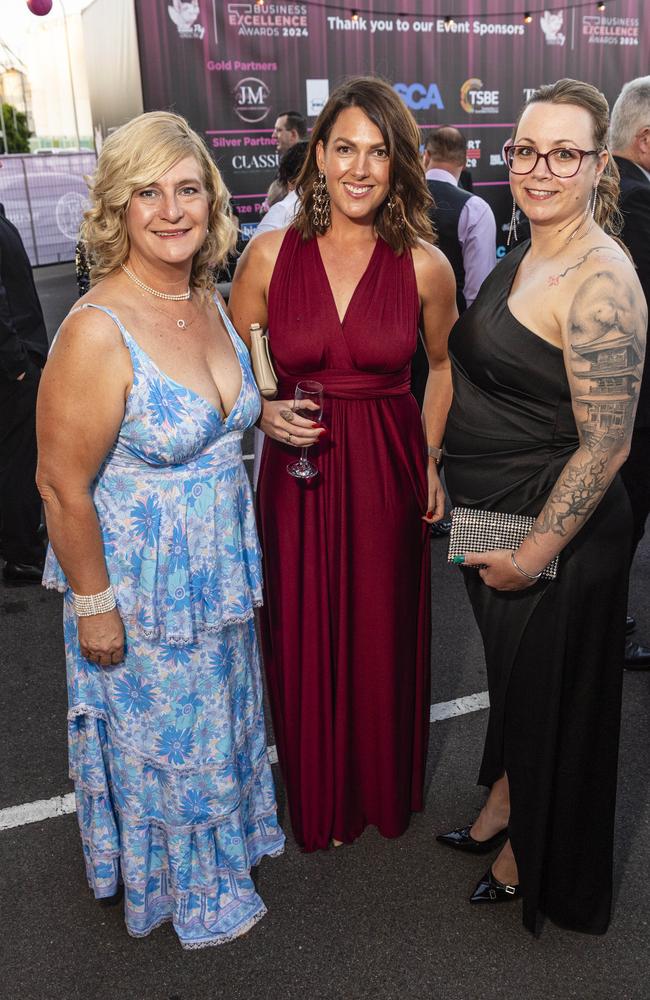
{"left": 590, "top": 188, "right": 598, "bottom": 220}
{"left": 311, "top": 171, "right": 331, "bottom": 231}
{"left": 507, "top": 197, "right": 519, "bottom": 247}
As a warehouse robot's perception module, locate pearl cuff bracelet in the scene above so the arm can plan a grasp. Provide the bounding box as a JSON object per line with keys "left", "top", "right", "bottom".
{"left": 72, "top": 585, "right": 116, "bottom": 617}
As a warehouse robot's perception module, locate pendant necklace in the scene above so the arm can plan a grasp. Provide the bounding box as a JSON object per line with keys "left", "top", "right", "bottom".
{"left": 122, "top": 262, "right": 196, "bottom": 328}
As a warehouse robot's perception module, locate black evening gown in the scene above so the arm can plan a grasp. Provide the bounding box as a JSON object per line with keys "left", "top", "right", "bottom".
{"left": 444, "top": 241, "right": 631, "bottom": 934}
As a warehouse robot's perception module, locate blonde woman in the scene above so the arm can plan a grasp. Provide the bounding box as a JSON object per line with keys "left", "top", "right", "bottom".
{"left": 36, "top": 112, "right": 284, "bottom": 948}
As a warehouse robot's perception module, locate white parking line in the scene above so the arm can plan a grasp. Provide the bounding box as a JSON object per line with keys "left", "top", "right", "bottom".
{"left": 0, "top": 691, "right": 489, "bottom": 832}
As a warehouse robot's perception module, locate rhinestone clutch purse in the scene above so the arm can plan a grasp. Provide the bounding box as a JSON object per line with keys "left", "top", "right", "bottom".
{"left": 448, "top": 507, "right": 559, "bottom": 581}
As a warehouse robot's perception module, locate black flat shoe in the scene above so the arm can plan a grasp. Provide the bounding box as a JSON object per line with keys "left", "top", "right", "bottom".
{"left": 624, "top": 639, "right": 650, "bottom": 669}
{"left": 436, "top": 824, "right": 507, "bottom": 855}
{"left": 470, "top": 866, "right": 521, "bottom": 904}
{"left": 626, "top": 614, "right": 636, "bottom": 635}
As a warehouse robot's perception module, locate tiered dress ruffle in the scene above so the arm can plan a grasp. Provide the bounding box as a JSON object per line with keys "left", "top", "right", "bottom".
{"left": 44, "top": 301, "right": 284, "bottom": 948}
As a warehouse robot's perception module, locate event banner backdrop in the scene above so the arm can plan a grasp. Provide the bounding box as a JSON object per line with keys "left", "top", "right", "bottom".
{"left": 135, "top": 0, "right": 649, "bottom": 251}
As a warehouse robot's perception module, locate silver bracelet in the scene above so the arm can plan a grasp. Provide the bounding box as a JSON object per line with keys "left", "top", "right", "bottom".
{"left": 72, "top": 584, "right": 116, "bottom": 617}
{"left": 510, "top": 551, "right": 543, "bottom": 581}
{"left": 428, "top": 444, "right": 443, "bottom": 464}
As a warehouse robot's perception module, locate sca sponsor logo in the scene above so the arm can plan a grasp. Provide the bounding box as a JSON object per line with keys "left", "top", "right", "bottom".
{"left": 232, "top": 152, "right": 279, "bottom": 171}
{"left": 460, "top": 79, "right": 499, "bottom": 115}
{"left": 540, "top": 10, "right": 565, "bottom": 46}
{"left": 394, "top": 83, "right": 444, "bottom": 111}
{"left": 233, "top": 78, "right": 271, "bottom": 124}
{"left": 168, "top": 0, "right": 205, "bottom": 40}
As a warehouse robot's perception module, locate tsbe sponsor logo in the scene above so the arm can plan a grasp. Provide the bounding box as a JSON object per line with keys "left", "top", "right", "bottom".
{"left": 232, "top": 153, "right": 279, "bottom": 171}
{"left": 394, "top": 83, "right": 444, "bottom": 111}
{"left": 460, "top": 79, "right": 499, "bottom": 115}
{"left": 582, "top": 14, "right": 639, "bottom": 45}
{"left": 232, "top": 78, "right": 271, "bottom": 124}
{"left": 306, "top": 79, "right": 329, "bottom": 116}
{"left": 540, "top": 10, "right": 565, "bottom": 46}
{"left": 168, "top": 0, "right": 205, "bottom": 39}
{"left": 228, "top": 2, "right": 309, "bottom": 38}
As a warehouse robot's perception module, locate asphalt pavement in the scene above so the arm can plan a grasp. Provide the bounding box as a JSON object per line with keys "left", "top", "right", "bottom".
{"left": 1, "top": 263, "right": 649, "bottom": 1000}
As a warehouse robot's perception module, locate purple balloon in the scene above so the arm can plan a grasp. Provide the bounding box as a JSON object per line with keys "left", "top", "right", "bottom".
{"left": 27, "top": 0, "right": 53, "bottom": 16}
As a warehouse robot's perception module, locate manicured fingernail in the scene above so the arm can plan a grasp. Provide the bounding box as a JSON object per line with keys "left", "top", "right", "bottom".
{"left": 426, "top": 510, "right": 433, "bottom": 518}
{"left": 311, "top": 422, "right": 321, "bottom": 428}
{"left": 451, "top": 555, "right": 465, "bottom": 564}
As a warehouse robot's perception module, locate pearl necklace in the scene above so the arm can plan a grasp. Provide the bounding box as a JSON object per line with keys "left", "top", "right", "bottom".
{"left": 121, "top": 263, "right": 191, "bottom": 301}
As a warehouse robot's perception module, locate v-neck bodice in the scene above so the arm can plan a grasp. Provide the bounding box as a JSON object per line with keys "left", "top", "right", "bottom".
{"left": 267, "top": 227, "right": 419, "bottom": 382}
{"left": 43, "top": 298, "right": 262, "bottom": 646}
{"left": 313, "top": 235, "right": 382, "bottom": 327}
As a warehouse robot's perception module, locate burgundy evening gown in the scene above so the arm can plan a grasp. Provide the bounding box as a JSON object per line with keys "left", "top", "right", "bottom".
{"left": 256, "top": 227, "right": 431, "bottom": 852}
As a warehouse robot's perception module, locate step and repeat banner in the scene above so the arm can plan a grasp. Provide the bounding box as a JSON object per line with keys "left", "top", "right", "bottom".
{"left": 135, "top": 0, "right": 648, "bottom": 253}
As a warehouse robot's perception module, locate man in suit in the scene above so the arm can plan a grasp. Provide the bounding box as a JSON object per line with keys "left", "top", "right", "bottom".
{"left": 0, "top": 197, "right": 48, "bottom": 583}
{"left": 610, "top": 76, "right": 650, "bottom": 667}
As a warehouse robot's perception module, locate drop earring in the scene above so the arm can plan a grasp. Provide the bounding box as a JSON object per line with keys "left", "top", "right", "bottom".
{"left": 311, "top": 171, "right": 331, "bottom": 231}
{"left": 507, "top": 197, "right": 518, "bottom": 247}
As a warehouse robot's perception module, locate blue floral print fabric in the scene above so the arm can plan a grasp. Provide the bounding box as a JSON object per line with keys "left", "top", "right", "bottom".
{"left": 43, "top": 300, "right": 284, "bottom": 949}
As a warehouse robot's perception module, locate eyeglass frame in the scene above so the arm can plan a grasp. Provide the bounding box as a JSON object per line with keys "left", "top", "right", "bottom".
{"left": 502, "top": 143, "right": 602, "bottom": 178}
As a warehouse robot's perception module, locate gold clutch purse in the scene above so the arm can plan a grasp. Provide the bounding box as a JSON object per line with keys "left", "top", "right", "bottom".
{"left": 249, "top": 322, "right": 278, "bottom": 400}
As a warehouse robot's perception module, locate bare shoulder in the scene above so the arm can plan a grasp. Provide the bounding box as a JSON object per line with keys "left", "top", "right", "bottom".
{"left": 411, "top": 239, "right": 456, "bottom": 298}
{"left": 241, "top": 227, "right": 288, "bottom": 268}
{"left": 555, "top": 236, "right": 640, "bottom": 300}
{"left": 48, "top": 293, "right": 129, "bottom": 372}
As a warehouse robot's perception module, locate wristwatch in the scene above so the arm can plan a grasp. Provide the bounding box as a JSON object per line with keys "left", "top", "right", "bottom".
{"left": 427, "top": 445, "right": 443, "bottom": 464}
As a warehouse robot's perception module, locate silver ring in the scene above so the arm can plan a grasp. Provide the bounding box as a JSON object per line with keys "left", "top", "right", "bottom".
{"left": 286, "top": 432, "right": 292, "bottom": 443}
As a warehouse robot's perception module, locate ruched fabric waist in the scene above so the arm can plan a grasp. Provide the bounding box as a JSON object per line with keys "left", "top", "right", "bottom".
{"left": 277, "top": 368, "right": 411, "bottom": 401}
{"left": 103, "top": 432, "right": 244, "bottom": 476}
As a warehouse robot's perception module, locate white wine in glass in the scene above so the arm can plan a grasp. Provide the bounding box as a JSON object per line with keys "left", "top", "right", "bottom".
{"left": 287, "top": 380, "right": 324, "bottom": 480}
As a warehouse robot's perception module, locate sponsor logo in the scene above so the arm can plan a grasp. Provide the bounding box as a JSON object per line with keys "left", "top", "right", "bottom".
{"left": 232, "top": 153, "right": 279, "bottom": 171}
{"left": 490, "top": 153, "right": 504, "bottom": 167}
{"left": 540, "top": 10, "right": 565, "bottom": 46}
{"left": 460, "top": 79, "right": 499, "bottom": 115}
{"left": 168, "top": 0, "right": 205, "bottom": 40}
{"left": 523, "top": 87, "right": 538, "bottom": 102}
{"left": 582, "top": 14, "right": 639, "bottom": 45}
{"left": 232, "top": 78, "right": 271, "bottom": 124}
{"left": 466, "top": 139, "right": 482, "bottom": 168}
{"left": 306, "top": 79, "right": 329, "bottom": 117}
{"left": 227, "top": 3, "right": 309, "bottom": 39}
{"left": 394, "top": 83, "right": 444, "bottom": 111}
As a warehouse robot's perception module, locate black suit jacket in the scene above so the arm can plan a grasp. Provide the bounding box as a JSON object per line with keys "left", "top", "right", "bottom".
{"left": 0, "top": 213, "right": 48, "bottom": 380}
{"left": 614, "top": 155, "right": 650, "bottom": 427}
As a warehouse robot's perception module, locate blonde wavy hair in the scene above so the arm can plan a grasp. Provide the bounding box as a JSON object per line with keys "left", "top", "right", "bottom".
{"left": 81, "top": 111, "right": 237, "bottom": 293}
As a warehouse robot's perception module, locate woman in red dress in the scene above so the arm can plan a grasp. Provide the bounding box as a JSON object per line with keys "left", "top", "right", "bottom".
{"left": 230, "top": 77, "right": 457, "bottom": 851}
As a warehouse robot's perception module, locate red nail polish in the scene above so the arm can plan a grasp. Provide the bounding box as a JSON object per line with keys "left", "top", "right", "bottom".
{"left": 426, "top": 510, "right": 433, "bottom": 518}
{"left": 311, "top": 422, "right": 320, "bottom": 428}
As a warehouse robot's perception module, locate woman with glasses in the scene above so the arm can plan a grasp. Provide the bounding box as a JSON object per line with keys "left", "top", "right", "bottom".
{"left": 437, "top": 80, "right": 646, "bottom": 934}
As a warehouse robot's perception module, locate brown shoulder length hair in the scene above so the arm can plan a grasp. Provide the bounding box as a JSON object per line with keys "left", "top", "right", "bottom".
{"left": 514, "top": 79, "right": 622, "bottom": 236}
{"left": 293, "top": 76, "right": 434, "bottom": 254}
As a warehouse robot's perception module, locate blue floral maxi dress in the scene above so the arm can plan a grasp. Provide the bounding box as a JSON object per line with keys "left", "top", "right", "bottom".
{"left": 43, "top": 300, "right": 285, "bottom": 948}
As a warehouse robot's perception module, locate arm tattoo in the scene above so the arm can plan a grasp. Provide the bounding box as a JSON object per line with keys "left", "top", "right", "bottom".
{"left": 532, "top": 269, "right": 646, "bottom": 541}
{"left": 546, "top": 246, "right": 626, "bottom": 287}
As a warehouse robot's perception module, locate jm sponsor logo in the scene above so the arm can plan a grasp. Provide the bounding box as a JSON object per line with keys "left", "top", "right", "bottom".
{"left": 168, "top": 0, "right": 205, "bottom": 39}
{"left": 233, "top": 78, "right": 271, "bottom": 124}
{"left": 460, "top": 79, "right": 499, "bottom": 115}
{"left": 394, "top": 83, "right": 444, "bottom": 111}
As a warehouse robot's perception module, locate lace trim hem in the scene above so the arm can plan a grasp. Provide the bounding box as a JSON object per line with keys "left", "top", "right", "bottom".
{"left": 125, "top": 902, "right": 268, "bottom": 948}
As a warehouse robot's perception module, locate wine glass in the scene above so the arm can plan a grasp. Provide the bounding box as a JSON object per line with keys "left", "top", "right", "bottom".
{"left": 287, "top": 380, "right": 324, "bottom": 480}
